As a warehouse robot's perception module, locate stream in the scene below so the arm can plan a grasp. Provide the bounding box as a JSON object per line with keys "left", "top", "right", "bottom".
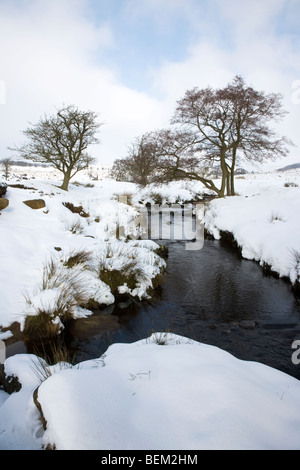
{"left": 64, "top": 238, "right": 300, "bottom": 380}
{"left": 6, "top": 203, "right": 300, "bottom": 380}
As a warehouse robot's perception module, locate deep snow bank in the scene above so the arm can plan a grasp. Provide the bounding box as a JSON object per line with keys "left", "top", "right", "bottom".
{"left": 204, "top": 170, "right": 300, "bottom": 284}
{"left": 1, "top": 334, "right": 300, "bottom": 450}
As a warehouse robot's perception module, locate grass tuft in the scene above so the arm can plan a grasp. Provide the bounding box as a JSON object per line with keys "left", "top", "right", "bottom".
{"left": 63, "top": 249, "right": 92, "bottom": 269}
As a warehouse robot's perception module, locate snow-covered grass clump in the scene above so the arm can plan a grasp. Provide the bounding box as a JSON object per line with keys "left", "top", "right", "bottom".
{"left": 0, "top": 169, "right": 165, "bottom": 332}
{"left": 23, "top": 239, "right": 166, "bottom": 342}
{"left": 1, "top": 334, "right": 300, "bottom": 450}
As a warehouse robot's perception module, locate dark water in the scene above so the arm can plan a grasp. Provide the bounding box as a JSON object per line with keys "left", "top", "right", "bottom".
{"left": 64, "top": 239, "right": 300, "bottom": 380}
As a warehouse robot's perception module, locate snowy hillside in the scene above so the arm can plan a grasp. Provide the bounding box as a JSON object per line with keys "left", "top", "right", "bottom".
{"left": 0, "top": 165, "right": 300, "bottom": 450}
{"left": 1, "top": 165, "right": 300, "bottom": 335}
{"left": 0, "top": 167, "right": 166, "bottom": 332}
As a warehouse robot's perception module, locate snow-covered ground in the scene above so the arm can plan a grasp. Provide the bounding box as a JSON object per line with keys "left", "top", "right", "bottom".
{"left": 0, "top": 165, "right": 300, "bottom": 450}
{"left": 204, "top": 170, "right": 300, "bottom": 284}
{"left": 1, "top": 333, "right": 300, "bottom": 451}
{"left": 0, "top": 167, "right": 165, "bottom": 332}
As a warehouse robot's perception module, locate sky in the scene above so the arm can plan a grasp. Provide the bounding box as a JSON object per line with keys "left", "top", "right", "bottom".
{"left": 0, "top": 0, "right": 300, "bottom": 168}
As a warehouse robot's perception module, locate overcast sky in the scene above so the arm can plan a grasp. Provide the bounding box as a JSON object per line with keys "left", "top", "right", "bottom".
{"left": 0, "top": 0, "right": 300, "bottom": 168}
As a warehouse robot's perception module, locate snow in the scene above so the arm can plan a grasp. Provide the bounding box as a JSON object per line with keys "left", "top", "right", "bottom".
{"left": 0, "top": 334, "right": 300, "bottom": 450}
{"left": 204, "top": 170, "right": 300, "bottom": 283}
{"left": 2, "top": 166, "right": 300, "bottom": 331}
{"left": 133, "top": 180, "right": 211, "bottom": 205}
{"left": 1, "top": 165, "right": 300, "bottom": 450}
{"left": 0, "top": 168, "right": 165, "bottom": 329}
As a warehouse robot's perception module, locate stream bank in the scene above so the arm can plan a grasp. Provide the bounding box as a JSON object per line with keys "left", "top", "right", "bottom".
{"left": 4, "top": 210, "right": 300, "bottom": 381}
{"left": 26, "top": 238, "right": 300, "bottom": 380}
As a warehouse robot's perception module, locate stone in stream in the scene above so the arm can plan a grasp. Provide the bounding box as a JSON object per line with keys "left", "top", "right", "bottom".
{"left": 239, "top": 320, "right": 256, "bottom": 330}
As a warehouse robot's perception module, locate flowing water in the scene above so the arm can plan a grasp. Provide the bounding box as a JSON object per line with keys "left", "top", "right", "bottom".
{"left": 65, "top": 238, "right": 300, "bottom": 380}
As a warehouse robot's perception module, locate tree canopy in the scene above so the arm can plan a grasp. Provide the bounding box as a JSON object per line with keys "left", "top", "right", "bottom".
{"left": 117, "top": 76, "right": 292, "bottom": 197}
{"left": 12, "top": 105, "right": 102, "bottom": 191}
{"left": 111, "top": 134, "right": 159, "bottom": 187}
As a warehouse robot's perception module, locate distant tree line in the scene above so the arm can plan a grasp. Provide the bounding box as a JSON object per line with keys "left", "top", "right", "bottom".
{"left": 0, "top": 158, "right": 50, "bottom": 180}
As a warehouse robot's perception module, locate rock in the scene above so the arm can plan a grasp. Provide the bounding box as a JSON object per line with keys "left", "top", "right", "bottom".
{"left": 239, "top": 320, "right": 256, "bottom": 330}
{"left": 23, "top": 199, "right": 46, "bottom": 210}
{"left": 0, "top": 183, "right": 7, "bottom": 197}
{"left": 0, "top": 198, "right": 9, "bottom": 211}
{"left": 0, "top": 364, "right": 22, "bottom": 394}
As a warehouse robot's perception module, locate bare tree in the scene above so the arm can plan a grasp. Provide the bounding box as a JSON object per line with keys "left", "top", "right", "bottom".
{"left": 145, "top": 128, "right": 224, "bottom": 195}
{"left": 169, "top": 76, "right": 292, "bottom": 196}
{"left": 1, "top": 158, "right": 13, "bottom": 180}
{"left": 11, "top": 105, "right": 102, "bottom": 191}
{"left": 111, "top": 134, "right": 159, "bottom": 186}
{"left": 110, "top": 158, "right": 133, "bottom": 182}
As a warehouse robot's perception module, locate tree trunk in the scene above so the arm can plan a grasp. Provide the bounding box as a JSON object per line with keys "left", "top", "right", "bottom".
{"left": 230, "top": 148, "right": 237, "bottom": 196}
{"left": 60, "top": 169, "right": 72, "bottom": 191}
{"left": 219, "top": 149, "right": 228, "bottom": 197}
{"left": 226, "top": 172, "right": 232, "bottom": 196}
{"left": 230, "top": 169, "right": 235, "bottom": 196}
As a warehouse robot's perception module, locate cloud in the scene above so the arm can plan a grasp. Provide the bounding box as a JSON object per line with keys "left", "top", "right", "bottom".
{"left": 0, "top": 0, "right": 299, "bottom": 168}
{"left": 0, "top": 0, "right": 169, "bottom": 163}
{"left": 215, "top": 0, "right": 288, "bottom": 36}
{"left": 151, "top": 0, "right": 300, "bottom": 164}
